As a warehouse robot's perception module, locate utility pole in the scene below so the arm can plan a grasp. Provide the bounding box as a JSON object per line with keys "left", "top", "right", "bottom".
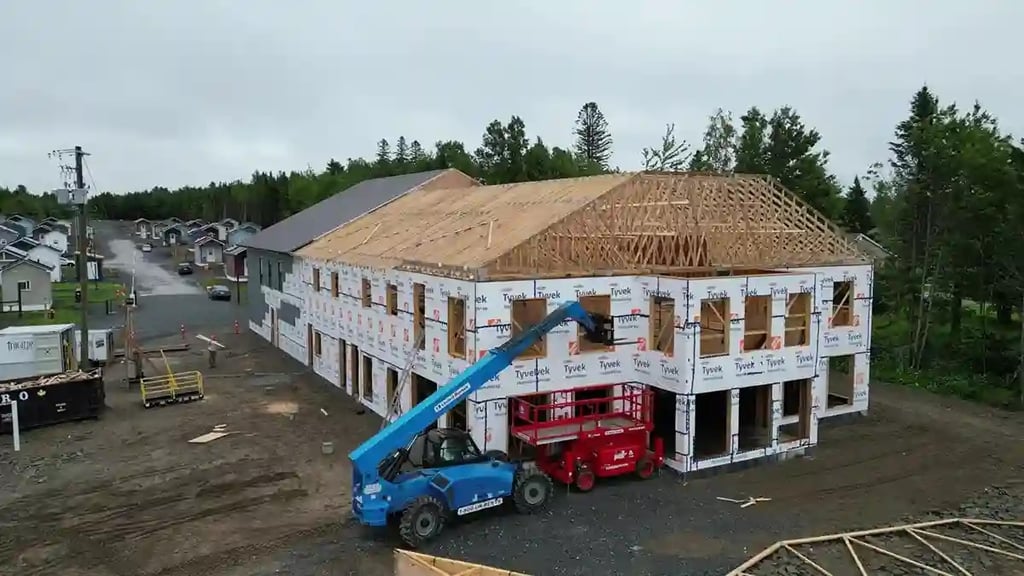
{"left": 75, "top": 146, "right": 90, "bottom": 370}
{"left": 49, "top": 145, "right": 92, "bottom": 369}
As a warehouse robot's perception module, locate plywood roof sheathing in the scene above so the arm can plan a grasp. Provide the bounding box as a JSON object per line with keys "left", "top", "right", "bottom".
{"left": 298, "top": 172, "right": 866, "bottom": 280}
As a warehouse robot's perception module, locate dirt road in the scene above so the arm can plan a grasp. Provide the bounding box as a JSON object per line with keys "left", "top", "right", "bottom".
{"left": 105, "top": 238, "right": 201, "bottom": 296}
{"left": 1, "top": 332, "right": 1022, "bottom": 576}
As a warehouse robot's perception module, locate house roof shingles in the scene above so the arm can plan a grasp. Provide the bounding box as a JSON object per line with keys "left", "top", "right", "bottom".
{"left": 242, "top": 169, "right": 463, "bottom": 253}
{"left": 0, "top": 256, "right": 54, "bottom": 272}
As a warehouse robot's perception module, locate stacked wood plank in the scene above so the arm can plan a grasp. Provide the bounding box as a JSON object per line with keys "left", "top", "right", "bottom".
{"left": 0, "top": 369, "right": 103, "bottom": 392}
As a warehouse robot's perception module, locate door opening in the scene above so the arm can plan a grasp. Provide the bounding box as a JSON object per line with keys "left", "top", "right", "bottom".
{"left": 738, "top": 385, "right": 772, "bottom": 451}
{"left": 350, "top": 345, "right": 361, "bottom": 397}
{"left": 338, "top": 339, "right": 347, "bottom": 389}
{"left": 651, "top": 386, "right": 677, "bottom": 456}
{"left": 693, "top": 390, "right": 731, "bottom": 460}
{"left": 361, "top": 355, "right": 373, "bottom": 402}
{"left": 780, "top": 379, "right": 812, "bottom": 442}
{"left": 306, "top": 323, "right": 314, "bottom": 366}
{"left": 828, "top": 355, "right": 855, "bottom": 408}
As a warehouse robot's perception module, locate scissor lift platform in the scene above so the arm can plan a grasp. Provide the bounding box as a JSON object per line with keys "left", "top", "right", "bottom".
{"left": 509, "top": 383, "right": 664, "bottom": 492}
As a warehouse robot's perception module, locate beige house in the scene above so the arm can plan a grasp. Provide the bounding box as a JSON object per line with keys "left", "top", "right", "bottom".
{"left": 0, "top": 257, "right": 53, "bottom": 312}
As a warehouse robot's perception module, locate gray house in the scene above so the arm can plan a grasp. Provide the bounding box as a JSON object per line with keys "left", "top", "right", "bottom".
{"left": 242, "top": 169, "right": 477, "bottom": 353}
{"left": 0, "top": 257, "right": 54, "bottom": 312}
{"left": 227, "top": 222, "right": 261, "bottom": 247}
{"left": 0, "top": 225, "right": 21, "bottom": 247}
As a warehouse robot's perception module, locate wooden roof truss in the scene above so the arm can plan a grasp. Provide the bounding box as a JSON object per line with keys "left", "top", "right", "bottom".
{"left": 484, "top": 172, "right": 866, "bottom": 279}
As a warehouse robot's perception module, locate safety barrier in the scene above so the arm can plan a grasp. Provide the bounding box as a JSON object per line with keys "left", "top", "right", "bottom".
{"left": 139, "top": 370, "right": 205, "bottom": 409}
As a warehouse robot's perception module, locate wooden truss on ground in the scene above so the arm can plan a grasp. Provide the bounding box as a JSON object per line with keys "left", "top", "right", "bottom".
{"left": 487, "top": 172, "right": 866, "bottom": 279}
{"left": 728, "top": 518, "right": 1024, "bottom": 576}
{"left": 395, "top": 549, "right": 529, "bottom": 575}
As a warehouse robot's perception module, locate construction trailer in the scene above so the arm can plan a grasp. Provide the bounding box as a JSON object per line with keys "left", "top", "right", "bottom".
{"left": 277, "top": 172, "right": 870, "bottom": 474}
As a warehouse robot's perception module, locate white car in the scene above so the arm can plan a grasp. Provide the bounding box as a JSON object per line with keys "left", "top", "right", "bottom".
{"left": 141, "top": 243, "right": 152, "bottom": 253}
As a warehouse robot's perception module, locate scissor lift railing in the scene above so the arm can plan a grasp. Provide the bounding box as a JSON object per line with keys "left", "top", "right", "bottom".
{"left": 509, "top": 383, "right": 653, "bottom": 446}
{"left": 140, "top": 370, "right": 204, "bottom": 408}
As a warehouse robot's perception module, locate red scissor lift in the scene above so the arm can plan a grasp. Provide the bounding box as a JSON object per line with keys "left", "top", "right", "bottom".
{"left": 509, "top": 383, "right": 664, "bottom": 492}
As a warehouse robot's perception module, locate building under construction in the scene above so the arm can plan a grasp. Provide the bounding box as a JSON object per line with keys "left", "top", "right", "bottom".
{"left": 252, "top": 171, "right": 871, "bottom": 473}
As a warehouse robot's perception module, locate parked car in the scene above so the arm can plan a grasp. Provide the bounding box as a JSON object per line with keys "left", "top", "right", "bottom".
{"left": 208, "top": 285, "right": 231, "bottom": 301}
{"left": 177, "top": 262, "right": 193, "bottom": 275}
{"left": 141, "top": 243, "right": 152, "bottom": 253}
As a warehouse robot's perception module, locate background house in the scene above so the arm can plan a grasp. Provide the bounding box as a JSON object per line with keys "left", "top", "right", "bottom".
{"left": 224, "top": 245, "right": 248, "bottom": 281}
{"left": 227, "top": 222, "right": 261, "bottom": 247}
{"left": 0, "top": 225, "right": 19, "bottom": 247}
{"left": 194, "top": 235, "right": 225, "bottom": 266}
{"left": 152, "top": 220, "right": 168, "bottom": 239}
{"left": 0, "top": 245, "right": 29, "bottom": 263}
{"left": 4, "top": 238, "right": 63, "bottom": 281}
{"left": 1, "top": 219, "right": 28, "bottom": 238}
{"left": 0, "top": 257, "right": 53, "bottom": 312}
{"left": 5, "top": 215, "right": 35, "bottom": 236}
{"left": 846, "top": 232, "right": 893, "bottom": 262}
{"left": 162, "top": 224, "right": 187, "bottom": 245}
{"left": 31, "top": 224, "right": 68, "bottom": 255}
{"left": 134, "top": 218, "right": 152, "bottom": 238}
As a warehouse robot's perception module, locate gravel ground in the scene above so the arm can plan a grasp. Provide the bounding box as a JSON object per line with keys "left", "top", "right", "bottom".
{"left": 751, "top": 483, "right": 1024, "bottom": 575}
{"left": 1, "top": 331, "right": 1021, "bottom": 576}
{"left": 5, "top": 220, "right": 1018, "bottom": 576}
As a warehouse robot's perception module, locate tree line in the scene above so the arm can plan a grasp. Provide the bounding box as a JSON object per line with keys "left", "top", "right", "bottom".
{"left": 4, "top": 90, "right": 1023, "bottom": 406}
{"left": 77, "top": 100, "right": 876, "bottom": 230}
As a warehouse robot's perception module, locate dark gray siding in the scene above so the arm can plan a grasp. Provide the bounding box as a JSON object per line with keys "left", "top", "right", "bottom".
{"left": 247, "top": 248, "right": 294, "bottom": 326}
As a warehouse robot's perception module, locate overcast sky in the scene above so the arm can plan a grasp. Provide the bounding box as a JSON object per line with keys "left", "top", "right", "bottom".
{"left": 1, "top": 1, "right": 1020, "bottom": 194}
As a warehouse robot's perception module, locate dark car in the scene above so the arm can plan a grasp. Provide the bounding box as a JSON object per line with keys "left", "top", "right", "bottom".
{"left": 177, "top": 262, "right": 193, "bottom": 275}
{"left": 208, "top": 285, "right": 231, "bottom": 301}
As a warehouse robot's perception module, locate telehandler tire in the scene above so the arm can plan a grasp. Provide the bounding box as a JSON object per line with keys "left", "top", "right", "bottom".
{"left": 399, "top": 495, "right": 446, "bottom": 548}
{"left": 513, "top": 468, "right": 554, "bottom": 514}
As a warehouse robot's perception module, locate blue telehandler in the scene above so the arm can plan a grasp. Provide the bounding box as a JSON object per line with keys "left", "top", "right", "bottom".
{"left": 349, "top": 300, "right": 615, "bottom": 547}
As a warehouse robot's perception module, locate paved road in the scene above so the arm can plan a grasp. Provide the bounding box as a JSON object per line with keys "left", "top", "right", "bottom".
{"left": 106, "top": 238, "right": 201, "bottom": 296}
{"left": 96, "top": 222, "right": 248, "bottom": 340}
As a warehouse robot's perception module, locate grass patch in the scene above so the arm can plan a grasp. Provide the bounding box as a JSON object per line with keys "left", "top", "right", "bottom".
{"left": 0, "top": 308, "right": 81, "bottom": 328}
{"left": 872, "top": 310, "right": 1022, "bottom": 409}
{"left": 0, "top": 281, "right": 125, "bottom": 330}
{"left": 53, "top": 281, "right": 124, "bottom": 306}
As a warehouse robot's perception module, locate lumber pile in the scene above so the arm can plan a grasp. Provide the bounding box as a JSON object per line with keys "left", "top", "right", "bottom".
{"left": 0, "top": 369, "right": 103, "bottom": 392}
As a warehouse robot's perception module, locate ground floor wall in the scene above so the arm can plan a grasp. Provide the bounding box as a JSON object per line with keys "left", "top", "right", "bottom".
{"left": 254, "top": 254, "right": 874, "bottom": 473}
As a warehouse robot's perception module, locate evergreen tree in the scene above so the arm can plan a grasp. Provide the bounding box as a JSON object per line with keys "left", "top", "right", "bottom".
{"left": 573, "top": 102, "right": 613, "bottom": 169}
{"left": 840, "top": 176, "right": 874, "bottom": 233}
{"left": 394, "top": 136, "right": 410, "bottom": 167}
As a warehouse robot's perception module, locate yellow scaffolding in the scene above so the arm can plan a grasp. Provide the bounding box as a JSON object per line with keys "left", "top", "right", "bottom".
{"left": 140, "top": 370, "right": 204, "bottom": 408}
